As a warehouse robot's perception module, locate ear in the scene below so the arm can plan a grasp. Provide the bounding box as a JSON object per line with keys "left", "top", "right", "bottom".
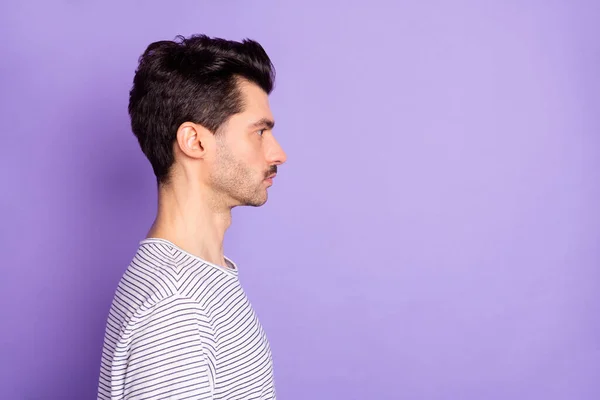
{"left": 175, "top": 122, "right": 214, "bottom": 160}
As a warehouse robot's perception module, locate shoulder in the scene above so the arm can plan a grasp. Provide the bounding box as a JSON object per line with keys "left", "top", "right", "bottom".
{"left": 104, "top": 295, "right": 216, "bottom": 399}
{"left": 117, "top": 294, "right": 214, "bottom": 352}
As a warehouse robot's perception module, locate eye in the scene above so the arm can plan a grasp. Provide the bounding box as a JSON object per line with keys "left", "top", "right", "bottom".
{"left": 257, "top": 129, "right": 266, "bottom": 137}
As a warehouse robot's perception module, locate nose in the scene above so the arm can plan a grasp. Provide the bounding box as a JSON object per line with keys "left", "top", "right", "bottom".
{"left": 268, "top": 136, "right": 287, "bottom": 166}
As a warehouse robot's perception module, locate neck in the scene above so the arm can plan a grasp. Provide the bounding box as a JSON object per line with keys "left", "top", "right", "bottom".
{"left": 147, "top": 180, "right": 232, "bottom": 268}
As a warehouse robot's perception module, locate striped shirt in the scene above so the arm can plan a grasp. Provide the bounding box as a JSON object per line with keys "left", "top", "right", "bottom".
{"left": 98, "top": 238, "right": 276, "bottom": 399}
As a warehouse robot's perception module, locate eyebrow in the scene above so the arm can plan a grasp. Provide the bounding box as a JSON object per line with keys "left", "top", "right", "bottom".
{"left": 250, "top": 118, "right": 275, "bottom": 130}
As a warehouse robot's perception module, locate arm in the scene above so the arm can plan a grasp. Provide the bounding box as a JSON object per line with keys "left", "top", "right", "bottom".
{"left": 111, "top": 296, "right": 214, "bottom": 400}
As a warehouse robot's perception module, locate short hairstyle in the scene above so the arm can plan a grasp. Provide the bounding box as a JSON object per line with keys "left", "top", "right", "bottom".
{"left": 128, "top": 34, "right": 276, "bottom": 184}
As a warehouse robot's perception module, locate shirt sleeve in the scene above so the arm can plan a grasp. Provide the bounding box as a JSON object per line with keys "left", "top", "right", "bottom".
{"left": 111, "top": 296, "right": 215, "bottom": 400}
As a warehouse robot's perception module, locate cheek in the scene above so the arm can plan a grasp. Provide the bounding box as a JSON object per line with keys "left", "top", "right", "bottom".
{"left": 220, "top": 135, "right": 266, "bottom": 173}
{"left": 240, "top": 137, "right": 266, "bottom": 163}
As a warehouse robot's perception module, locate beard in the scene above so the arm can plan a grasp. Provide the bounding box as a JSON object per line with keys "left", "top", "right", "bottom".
{"left": 210, "top": 142, "right": 274, "bottom": 208}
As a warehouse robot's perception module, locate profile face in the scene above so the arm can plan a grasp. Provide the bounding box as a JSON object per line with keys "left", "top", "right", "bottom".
{"left": 209, "top": 79, "right": 287, "bottom": 208}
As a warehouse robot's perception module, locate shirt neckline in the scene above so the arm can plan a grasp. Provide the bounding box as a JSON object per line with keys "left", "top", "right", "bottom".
{"left": 139, "top": 237, "right": 238, "bottom": 276}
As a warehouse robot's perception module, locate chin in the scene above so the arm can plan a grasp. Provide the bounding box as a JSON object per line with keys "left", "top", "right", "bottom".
{"left": 233, "top": 188, "right": 269, "bottom": 208}
{"left": 249, "top": 197, "right": 268, "bottom": 207}
{"left": 246, "top": 192, "right": 268, "bottom": 207}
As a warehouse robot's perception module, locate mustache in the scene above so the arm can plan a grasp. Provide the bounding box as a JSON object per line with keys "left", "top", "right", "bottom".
{"left": 265, "top": 165, "right": 277, "bottom": 178}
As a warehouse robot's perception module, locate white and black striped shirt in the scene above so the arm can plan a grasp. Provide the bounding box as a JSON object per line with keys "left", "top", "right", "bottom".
{"left": 98, "top": 238, "right": 276, "bottom": 399}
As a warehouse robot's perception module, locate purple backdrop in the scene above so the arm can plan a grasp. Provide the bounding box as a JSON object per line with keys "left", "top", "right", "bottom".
{"left": 1, "top": 1, "right": 599, "bottom": 399}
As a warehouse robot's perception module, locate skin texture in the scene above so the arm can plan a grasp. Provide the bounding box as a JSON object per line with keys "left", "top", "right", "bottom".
{"left": 147, "top": 78, "right": 287, "bottom": 268}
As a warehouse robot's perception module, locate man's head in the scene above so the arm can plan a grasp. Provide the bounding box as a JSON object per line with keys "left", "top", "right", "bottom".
{"left": 129, "top": 34, "right": 287, "bottom": 208}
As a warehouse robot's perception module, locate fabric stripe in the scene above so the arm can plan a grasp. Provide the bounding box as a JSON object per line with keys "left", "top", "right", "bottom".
{"left": 98, "top": 238, "right": 275, "bottom": 399}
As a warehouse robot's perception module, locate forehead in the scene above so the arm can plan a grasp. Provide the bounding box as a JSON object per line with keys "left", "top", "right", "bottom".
{"left": 236, "top": 79, "right": 273, "bottom": 121}
{"left": 217, "top": 79, "right": 274, "bottom": 137}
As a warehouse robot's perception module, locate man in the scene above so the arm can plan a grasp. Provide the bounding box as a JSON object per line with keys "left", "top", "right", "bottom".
{"left": 98, "top": 34, "right": 287, "bottom": 400}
